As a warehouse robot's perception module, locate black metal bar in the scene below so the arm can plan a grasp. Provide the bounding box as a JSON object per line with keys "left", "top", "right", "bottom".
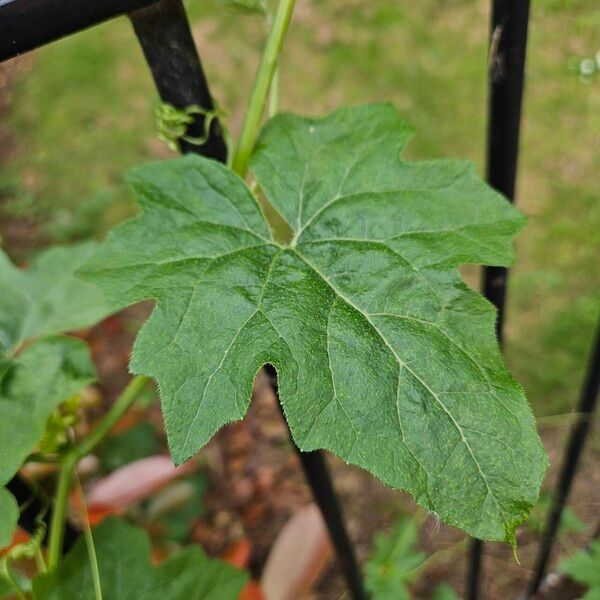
{"left": 0, "top": 0, "right": 158, "bottom": 62}
{"left": 466, "top": 539, "right": 483, "bottom": 600}
{"left": 525, "top": 508, "right": 600, "bottom": 598}
{"left": 295, "top": 450, "right": 368, "bottom": 600}
{"left": 468, "top": 1, "right": 532, "bottom": 597}
{"left": 483, "top": 0, "right": 531, "bottom": 322}
{"left": 486, "top": 0, "right": 531, "bottom": 203}
{"left": 128, "top": 0, "right": 227, "bottom": 161}
{"left": 265, "top": 365, "right": 367, "bottom": 600}
{"left": 526, "top": 321, "right": 600, "bottom": 598}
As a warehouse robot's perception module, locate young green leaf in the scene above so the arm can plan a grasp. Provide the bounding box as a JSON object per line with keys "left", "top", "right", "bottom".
{"left": 560, "top": 539, "right": 600, "bottom": 600}
{"left": 32, "top": 517, "right": 248, "bottom": 599}
{"left": 0, "top": 242, "right": 114, "bottom": 354}
{"left": 432, "top": 584, "right": 461, "bottom": 600}
{"left": 96, "top": 421, "right": 161, "bottom": 474}
{"left": 0, "top": 337, "right": 96, "bottom": 547}
{"left": 218, "top": 0, "right": 268, "bottom": 16}
{"left": 364, "top": 516, "right": 425, "bottom": 600}
{"left": 81, "top": 104, "right": 547, "bottom": 542}
{"left": 526, "top": 491, "right": 586, "bottom": 537}
{"left": 148, "top": 475, "right": 208, "bottom": 542}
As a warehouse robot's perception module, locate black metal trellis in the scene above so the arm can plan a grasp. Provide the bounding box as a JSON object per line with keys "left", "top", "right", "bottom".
{"left": 467, "top": 0, "right": 531, "bottom": 597}
{"left": 128, "top": 0, "right": 228, "bottom": 161}
{"left": 1, "top": 0, "right": 598, "bottom": 598}
{"left": 0, "top": 0, "right": 155, "bottom": 61}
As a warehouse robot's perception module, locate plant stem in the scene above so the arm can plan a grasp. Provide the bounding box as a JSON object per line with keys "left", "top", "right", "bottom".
{"left": 75, "top": 375, "right": 150, "bottom": 460}
{"left": 76, "top": 474, "right": 103, "bottom": 600}
{"left": 35, "top": 544, "right": 47, "bottom": 574}
{"left": 232, "top": 0, "right": 296, "bottom": 177}
{"left": 47, "top": 375, "right": 151, "bottom": 570}
{"left": 268, "top": 66, "right": 279, "bottom": 118}
{"left": 0, "top": 561, "right": 26, "bottom": 600}
{"left": 47, "top": 453, "right": 77, "bottom": 570}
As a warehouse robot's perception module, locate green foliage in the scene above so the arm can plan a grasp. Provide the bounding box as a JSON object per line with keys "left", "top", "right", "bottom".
{"left": 0, "top": 242, "right": 114, "bottom": 354}
{"left": 560, "top": 539, "right": 600, "bottom": 600}
{"left": 432, "top": 584, "right": 460, "bottom": 600}
{"left": 0, "top": 242, "right": 113, "bottom": 547}
{"left": 526, "top": 492, "right": 586, "bottom": 537}
{"left": 96, "top": 421, "right": 161, "bottom": 474}
{"left": 2, "top": 0, "right": 596, "bottom": 422}
{"left": 0, "top": 337, "right": 96, "bottom": 547}
{"left": 0, "top": 488, "right": 19, "bottom": 552}
{"left": 364, "top": 516, "right": 425, "bottom": 599}
{"left": 81, "top": 104, "right": 547, "bottom": 542}
{"left": 147, "top": 475, "right": 208, "bottom": 543}
{"left": 218, "top": 0, "right": 269, "bottom": 16}
{"left": 32, "top": 518, "right": 248, "bottom": 599}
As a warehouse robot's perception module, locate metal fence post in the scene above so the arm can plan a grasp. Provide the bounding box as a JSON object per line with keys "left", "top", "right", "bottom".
{"left": 468, "top": 1, "right": 532, "bottom": 597}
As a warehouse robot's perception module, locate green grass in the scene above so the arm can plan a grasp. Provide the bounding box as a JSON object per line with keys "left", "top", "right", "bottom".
{"left": 0, "top": 0, "right": 598, "bottom": 417}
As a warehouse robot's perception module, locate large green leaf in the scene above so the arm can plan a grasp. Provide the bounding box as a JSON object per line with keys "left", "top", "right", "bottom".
{"left": 0, "top": 242, "right": 114, "bottom": 354}
{"left": 32, "top": 518, "right": 247, "bottom": 599}
{"left": 0, "top": 337, "right": 96, "bottom": 547}
{"left": 81, "top": 104, "right": 547, "bottom": 542}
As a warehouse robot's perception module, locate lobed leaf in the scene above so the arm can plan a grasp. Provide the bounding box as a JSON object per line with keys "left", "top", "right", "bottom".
{"left": 81, "top": 104, "right": 547, "bottom": 542}
{"left": 32, "top": 517, "right": 248, "bottom": 599}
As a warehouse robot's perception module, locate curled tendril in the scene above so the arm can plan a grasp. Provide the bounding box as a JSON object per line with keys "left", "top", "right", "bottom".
{"left": 155, "top": 102, "right": 228, "bottom": 152}
{"left": 1, "top": 494, "right": 48, "bottom": 598}
{"left": 36, "top": 395, "right": 80, "bottom": 455}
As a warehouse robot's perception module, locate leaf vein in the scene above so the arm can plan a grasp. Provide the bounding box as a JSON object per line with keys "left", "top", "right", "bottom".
{"left": 293, "top": 248, "right": 507, "bottom": 526}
